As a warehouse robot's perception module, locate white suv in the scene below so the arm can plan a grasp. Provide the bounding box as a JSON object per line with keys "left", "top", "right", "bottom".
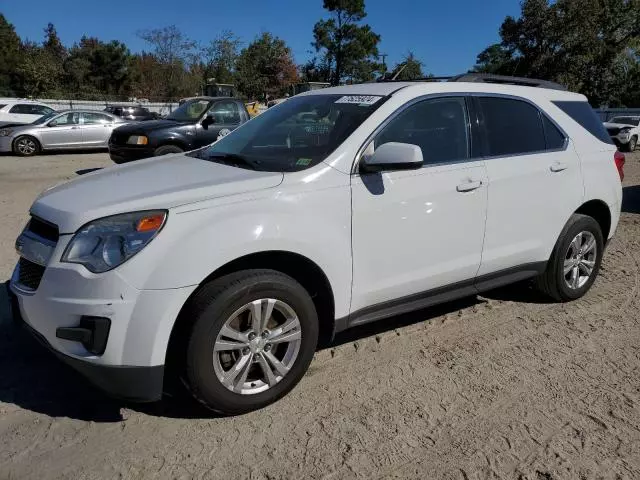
{"left": 0, "top": 99, "right": 56, "bottom": 126}
{"left": 604, "top": 115, "right": 639, "bottom": 152}
{"left": 9, "top": 74, "right": 623, "bottom": 414}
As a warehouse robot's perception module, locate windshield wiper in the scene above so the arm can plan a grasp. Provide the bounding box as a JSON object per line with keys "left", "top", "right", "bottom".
{"left": 200, "top": 152, "right": 259, "bottom": 170}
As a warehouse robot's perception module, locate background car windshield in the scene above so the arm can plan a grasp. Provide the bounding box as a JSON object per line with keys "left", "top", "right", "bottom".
{"left": 611, "top": 117, "right": 640, "bottom": 126}
{"left": 31, "top": 112, "right": 58, "bottom": 125}
{"left": 167, "top": 99, "right": 212, "bottom": 121}
{"left": 191, "top": 94, "right": 386, "bottom": 172}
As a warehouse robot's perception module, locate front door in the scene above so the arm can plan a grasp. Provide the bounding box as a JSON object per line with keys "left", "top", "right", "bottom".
{"left": 472, "top": 96, "right": 584, "bottom": 276}
{"left": 351, "top": 96, "right": 488, "bottom": 315}
{"left": 39, "top": 112, "right": 83, "bottom": 148}
{"left": 80, "top": 112, "right": 115, "bottom": 147}
{"left": 196, "top": 100, "right": 243, "bottom": 148}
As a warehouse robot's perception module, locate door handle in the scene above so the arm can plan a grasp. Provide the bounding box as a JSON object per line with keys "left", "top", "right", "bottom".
{"left": 456, "top": 180, "right": 482, "bottom": 192}
{"left": 550, "top": 162, "right": 568, "bottom": 172}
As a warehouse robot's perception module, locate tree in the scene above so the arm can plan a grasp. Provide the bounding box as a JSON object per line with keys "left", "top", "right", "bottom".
{"left": 472, "top": 0, "right": 640, "bottom": 106}
{"left": 299, "top": 57, "right": 332, "bottom": 83}
{"left": 17, "top": 41, "right": 63, "bottom": 97}
{"left": 0, "top": 14, "right": 22, "bottom": 96}
{"left": 389, "top": 52, "right": 425, "bottom": 80}
{"left": 312, "top": 0, "right": 382, "bottom": 85}
{"left": 137, "top": 25, "right": 197, "bottom": 98}
{"left": 202, "top": 31, "right": 241, "bottom": 85}
{"left": 43, "top": 23, "right": 66, "bottom": 62}
{"left": 236, "top": 32, "right": 298, "bottom": 100}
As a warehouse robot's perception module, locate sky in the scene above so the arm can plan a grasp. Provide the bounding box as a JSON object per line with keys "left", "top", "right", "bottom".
{"left": 2, "top": 0, "right": 522, "bottom": 75}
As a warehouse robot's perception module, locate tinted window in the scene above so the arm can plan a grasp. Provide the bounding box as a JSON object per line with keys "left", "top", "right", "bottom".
{"left": 208, "top": 101, "right": 241, "bottom": 124}
{"left": 375, "top": 97, "right": 469, "bottom": 165}
{"left": 133, "top": 107, "right": 149, "bottom": 115}
{"left": 610, "top": 116, "right": 640, "bottom": 126}
{"left": 479, "top": 97, "right": 545, "bottom": 156}
{"left": 0, "top": 104, "right": 6, "bottom": 109}
{"left": 9, "top": 104, "right": 35, "bottom": 114}
{"left": 542, "top": 115, "right": 566, "bottom": 149}
{"left": 83, "top": 112, "right": 113, "bottom": 125}
{"left": 553, "top": 101, "right": 613, "bottom": 144}
{"left": 32, "top": 105, "right": 54, "bottom": 115}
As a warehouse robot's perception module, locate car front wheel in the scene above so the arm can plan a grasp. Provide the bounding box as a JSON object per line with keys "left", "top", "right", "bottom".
{"left": 13, "top": 135, "right": 40, "bottom": 156}
{"left": 182, "top": 269, "right": 319, "bottom": 415}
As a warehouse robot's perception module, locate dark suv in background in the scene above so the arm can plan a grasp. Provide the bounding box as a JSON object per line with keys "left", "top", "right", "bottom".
{"left": 108, "top": 97, "right": 250, "bottom": 163}
{"left": 104, "top": 105, "right": 159, "bottom": 122}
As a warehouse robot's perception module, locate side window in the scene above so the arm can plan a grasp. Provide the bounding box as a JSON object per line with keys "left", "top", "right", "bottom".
{"left": 209, "top": 101, "right": 242, "bottom": 125}
{"left": 32, "top": 105, "right": 53, "bottom": 115}
{"left": 50, "top": 112, "right": 80, "bottom": 126}
{"left": 478, "top": 97, "right": 545, "bottom": 156}
{"left": 542, "top": 115, "right": 566, "bottom": 150}
{"left": 374, "top": 97, "right": 469, "bottom": 165}
{"left": 552, "top": 100, "right": 613, "bottom": 145}
{"left": 9, "top": 104, "right": 31, "bottom": 114}
{"left": 83, "top": 112, "right": 113, "bottom": 125}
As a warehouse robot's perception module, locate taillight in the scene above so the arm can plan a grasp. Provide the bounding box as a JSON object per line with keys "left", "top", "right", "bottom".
{"left": 614, "top": 150, "right": 625, "bottom": 181}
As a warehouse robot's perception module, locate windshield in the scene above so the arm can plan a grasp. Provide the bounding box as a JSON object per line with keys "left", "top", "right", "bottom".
{"left": 167, "top": 99, "right": 212, "bottom": 122}
{"left": 189, "top": 94, "right": 387, "bottom": 172}
{"left": 31, "top": 112, "right": 58, "bottom": 125}
{"left": 611, "top": 117, "right": 640, "bottom": 126}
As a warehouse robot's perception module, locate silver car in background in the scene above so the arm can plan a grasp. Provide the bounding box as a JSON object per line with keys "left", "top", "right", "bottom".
{"left": 0, "top": 110, "right": 128, "bottom": 156}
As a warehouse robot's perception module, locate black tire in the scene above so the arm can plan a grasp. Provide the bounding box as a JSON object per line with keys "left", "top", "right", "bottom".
{"left": 154, "top": 144, "right": 183, "bottom": 156}
{"left": 13, "top": 135, "right": 40, "bottom": 157}
{"left": 626, "top": 136, "right": 637, "bottom": 152}
{"left": 536, "top": 213, "right": 604, "bottom": 301}
{"left": 182, "top": 269, "right": 319, "bottom": 415}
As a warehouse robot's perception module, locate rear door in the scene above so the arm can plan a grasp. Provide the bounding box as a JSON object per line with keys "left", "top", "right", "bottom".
{"left": 38, "top": 112, "right": 83, "bottom": 148}
{"left": 474, "top": 95, "right": 584, "bottom": 277}
{"left": 80, "top": 112, "right": 115, "bottom": 146}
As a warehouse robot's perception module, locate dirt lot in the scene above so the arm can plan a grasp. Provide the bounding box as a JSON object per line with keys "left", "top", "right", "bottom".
{"left": 1, "top": 151, "right": 640, "bottom": 480}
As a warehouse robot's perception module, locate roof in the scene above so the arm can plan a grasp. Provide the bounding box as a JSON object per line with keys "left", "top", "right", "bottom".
{"left": 299, "top": 81, "right": 584, "bottom": 101}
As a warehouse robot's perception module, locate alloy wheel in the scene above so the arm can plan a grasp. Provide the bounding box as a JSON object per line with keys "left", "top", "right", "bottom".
{"left": 563, "top": 231, "right": 597, "bottom": 290}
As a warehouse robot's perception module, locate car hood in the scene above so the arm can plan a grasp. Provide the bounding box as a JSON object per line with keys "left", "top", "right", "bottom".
{"left": 0, "top": 122, "right": 32, "bottom": 131}
{"left": 604, "top": 122, "right": 638, "bottom": 129}
{"left": 113, "top": 119, "right": 191, "bottom": 134}
{"left": 30, "top": 154, "right": 284, "bottom": 233}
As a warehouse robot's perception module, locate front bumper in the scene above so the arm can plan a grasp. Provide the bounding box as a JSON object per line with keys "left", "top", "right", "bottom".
{"left": 8, "top": 286, "right": 163, "bottom": 402}
{"left": 9, "top": 251, "right": 197, "bottom": 402}
{"left": 611, "top": 134, "right": 631, "bottom": 147}
{"left": 108, "top": 144, "right": 155, "bottom": 164}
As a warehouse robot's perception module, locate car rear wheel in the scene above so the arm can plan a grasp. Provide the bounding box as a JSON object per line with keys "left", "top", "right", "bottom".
{"left": 536, "top": 213, "right": 604, "bottom": 301}
{"left": 13, "top": 136, "right": 40, "bottom": 157}
{"left": 182, "top": 269, "right": 319, "bottom": 415}
{"left": 154, "top": 145, "right": 183, "bottom": 156}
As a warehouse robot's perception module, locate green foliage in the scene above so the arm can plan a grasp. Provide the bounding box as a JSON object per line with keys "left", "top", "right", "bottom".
{"left": 203, "top": 31, "right": 242, "bottom": 85}
{"left": 17, "top": 41, "right": 63, "bottom": 97}
{"left": 389, "top": 52, "right": 425, "bottom": 80}
{"left": 313, "top": 0, "right": 382, "bottom": 85}
{"left": 473, "top": 0, "right": 640, "bottom": 106}
{"left": 0, "top": 14, "right": 22, "bottom": 96}
{"left": 236, "top": 32, "right": 299, "bottom": 100}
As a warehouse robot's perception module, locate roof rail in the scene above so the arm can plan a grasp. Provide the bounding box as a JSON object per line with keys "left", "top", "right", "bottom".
{"left": 449, "top": 73, "right": 567, "bottom": 91}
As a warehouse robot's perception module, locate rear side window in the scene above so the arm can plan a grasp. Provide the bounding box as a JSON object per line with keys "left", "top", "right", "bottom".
{"left": 478, "top": 97, "right": 546, "bottom": 156}
{"left": 542, "top": 115, "right": 566, "bottom": 149}
{"left": 553, "top": 101, "right": 613, "bottom": 144}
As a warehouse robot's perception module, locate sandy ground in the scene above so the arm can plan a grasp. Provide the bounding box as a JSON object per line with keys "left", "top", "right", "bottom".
{"left": 1, "top": 150, "right": 640, "bottom": 480}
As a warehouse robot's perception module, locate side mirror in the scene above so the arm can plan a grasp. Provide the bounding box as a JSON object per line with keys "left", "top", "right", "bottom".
{"left": 201, "top": 114, "right": 215, "bottom": 130}
{"left": 360, "top": 142, "right": 423, "bottom": 173}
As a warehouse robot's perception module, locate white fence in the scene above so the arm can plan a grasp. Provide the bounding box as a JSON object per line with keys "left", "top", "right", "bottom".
{"left": 37, "top": 99, "right": 179, "bottom": 116}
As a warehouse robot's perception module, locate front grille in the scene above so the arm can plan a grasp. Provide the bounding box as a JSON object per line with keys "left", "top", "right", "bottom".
{"left": 607, "top": 127, "right": 621, "bottom": 136}
{"left": 18, "top": 258, "right": 46, "bottom": 290}
{"left": 110, "top": 132, "right": 129, "bottom": 145}
{"left": 27, "top": 216, "right": 59, "bottom": 243}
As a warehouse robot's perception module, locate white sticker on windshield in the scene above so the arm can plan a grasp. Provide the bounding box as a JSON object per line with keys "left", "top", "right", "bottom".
{"left": 335, "top": 95, "right": 382, "bottom": 106}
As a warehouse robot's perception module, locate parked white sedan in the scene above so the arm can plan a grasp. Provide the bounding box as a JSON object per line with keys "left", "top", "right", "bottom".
{"left": 604, "top": 115, "right": 639, "bottom": 152}
{"left": 0, "top": 110, "right": 128, "bottom": 156}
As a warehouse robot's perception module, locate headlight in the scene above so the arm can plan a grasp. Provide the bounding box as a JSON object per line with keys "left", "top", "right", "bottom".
{"left": 127, "top": 135, "right": 148, "bottom": 145}
{"left": 0, "top": 129, "right": 12, "bottom": 136}
{"left": 62, "top": 210, "right": 167, "bottom": 273}
{"left": 620, "top": 128, "right": 631, "bottom": 134}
